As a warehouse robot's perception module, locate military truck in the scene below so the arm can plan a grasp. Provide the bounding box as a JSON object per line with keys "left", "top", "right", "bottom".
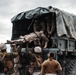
{"left": 10, "top": 6, "right": 76, "bottom": 75}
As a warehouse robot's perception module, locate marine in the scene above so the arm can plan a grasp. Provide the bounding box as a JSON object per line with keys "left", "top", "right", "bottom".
{"left": 0, "top": 43, "right": 18, "bottom": 75}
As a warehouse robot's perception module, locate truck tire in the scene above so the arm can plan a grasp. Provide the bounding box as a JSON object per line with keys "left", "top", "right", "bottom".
{"left": 65, "top": 59, "right": 76, "bottom": 75}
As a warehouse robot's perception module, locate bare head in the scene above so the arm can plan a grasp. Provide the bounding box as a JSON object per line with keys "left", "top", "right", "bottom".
{"left": 11, "top": 44, "right": 16, "bottom": 47}
{"left": 48, "top": 52, "right": 55, "bottom": 58}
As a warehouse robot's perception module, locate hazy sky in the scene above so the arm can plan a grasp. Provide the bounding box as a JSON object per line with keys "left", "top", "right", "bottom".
{"left": 0, "top": 0, "right": 76, "bottom": 43}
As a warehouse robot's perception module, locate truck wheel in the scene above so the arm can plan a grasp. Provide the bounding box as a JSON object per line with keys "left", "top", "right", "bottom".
{"left": 65, "top": 60, "right": 76, "bottom": 75}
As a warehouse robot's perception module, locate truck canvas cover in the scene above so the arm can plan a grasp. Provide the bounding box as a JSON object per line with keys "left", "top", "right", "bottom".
{"left": 11, "top": 6, "right": 76, "bottom": 39}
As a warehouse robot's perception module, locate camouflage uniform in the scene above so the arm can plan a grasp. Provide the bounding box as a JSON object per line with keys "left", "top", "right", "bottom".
{"left": 11, "top": 44, "right": 17, "bottom": 52}
{"left": 32, "top": 46, "right": 43, "bottom": 75}
{"left": 10, "top": 44, "right": 20, "bottom": 75}
{"left": 7, "top": 31, "right": 48, "bottom": 48}
{"left": 14, "top": 55, "right": 20, "bottom": 75}
{"left": 45, "top": 13, "right": 55, "bottom": 37}
{"left": 3, "top": 52, "right": 18, "bottom": 75}
{"left": 33, "top": 19, "right": 49, "bottom": 48}
{"left": 26, "top": 51, "right": 36, "bottom": 75}
{"left": 0, "top": 43, "right": 7, "bottom": 75}
{"left": 18, "top": 51, "right": 26, "bottom": 75}
{"left": 0, "top": 52, "right": 5, "bottom": 75}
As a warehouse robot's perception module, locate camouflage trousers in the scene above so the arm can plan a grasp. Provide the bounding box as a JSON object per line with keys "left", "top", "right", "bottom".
{"left": 14, "top": 64, "right": 26, "bottom": 75}
{"left": 14, "top": 65, "right": 20, "bottom": 75}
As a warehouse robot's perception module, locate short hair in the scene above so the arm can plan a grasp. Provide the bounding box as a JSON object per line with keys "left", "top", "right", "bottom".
{"left": 11, "top": 44, "right": 16, "bottom": 47}
{"left": 48, "top": 52, "right": 55, "bottom": 58}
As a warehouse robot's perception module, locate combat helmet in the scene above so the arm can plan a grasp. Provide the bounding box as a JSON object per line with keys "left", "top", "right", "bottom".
{"left": 0, "top": 43, "right": 7, "bottom": 52}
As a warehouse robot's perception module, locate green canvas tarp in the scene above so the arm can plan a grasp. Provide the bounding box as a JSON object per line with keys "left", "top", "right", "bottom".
{"left": 11, "top": 7, "right": 51, "bottom": 22}
{"left": 11, "top": 6, "right": 76, "bottom": 39}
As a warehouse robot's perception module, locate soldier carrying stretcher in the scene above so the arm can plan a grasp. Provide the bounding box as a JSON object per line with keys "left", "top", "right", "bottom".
{"left": 7, "top": 31, "right": 48, "bottom": 48}
{"left": 0, "top": 43, "right": 19, "bottom": 75}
